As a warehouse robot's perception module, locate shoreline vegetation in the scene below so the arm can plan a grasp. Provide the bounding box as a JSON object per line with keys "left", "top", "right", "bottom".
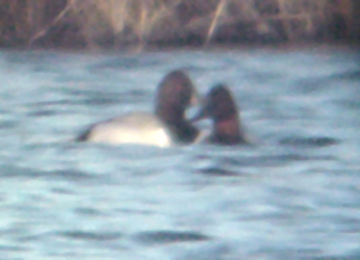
{"left": 0, "top": 0, "right": 358, "bottom": 50}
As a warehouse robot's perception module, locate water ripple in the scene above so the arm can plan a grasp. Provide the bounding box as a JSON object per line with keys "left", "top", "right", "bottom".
{"left": 0, "top": 46, "right": 359, "bottom": 259}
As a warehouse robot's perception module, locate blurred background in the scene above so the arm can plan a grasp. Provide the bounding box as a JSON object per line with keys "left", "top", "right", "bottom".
{"left": 0, "top": 1, "right": 359, "bottom": 259}
{"left": 0, "top": 0, "right": 358, "bottom": 49}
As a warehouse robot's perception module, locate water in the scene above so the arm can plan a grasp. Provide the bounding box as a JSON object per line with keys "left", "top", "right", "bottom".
{"left": 0, "top": 45, "right": 359, "bottom": 260}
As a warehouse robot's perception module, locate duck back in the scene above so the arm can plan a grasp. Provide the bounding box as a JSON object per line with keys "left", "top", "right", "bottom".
{"left": 77, "top": 112, "right": 175, "bottom": 148}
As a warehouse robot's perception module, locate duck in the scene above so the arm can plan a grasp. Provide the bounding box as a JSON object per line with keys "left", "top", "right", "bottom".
{"left": 76, "top": 69, "right": 200, "bottom": 148}
{"left": 191, "top": 84, "right": 248, "bottom": 145}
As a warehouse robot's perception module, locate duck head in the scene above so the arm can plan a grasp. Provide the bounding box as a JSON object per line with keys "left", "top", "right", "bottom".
{"left": 191, "top": 84, "right": 247, "bottom": 145}
{"left": 155, "top": 69, "right": 200, "bottom": 143}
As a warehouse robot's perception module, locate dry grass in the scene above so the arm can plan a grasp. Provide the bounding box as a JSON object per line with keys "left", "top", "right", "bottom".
{"left": 75, "top": 0, "right": 182, "bottom": 49}
{"left": 0, "top": 0, "right": 356, "bottom": 49}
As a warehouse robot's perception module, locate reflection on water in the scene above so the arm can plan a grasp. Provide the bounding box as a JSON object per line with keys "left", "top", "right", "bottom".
{"left": 0, "top": 45, "right": 359, "bottom": 259}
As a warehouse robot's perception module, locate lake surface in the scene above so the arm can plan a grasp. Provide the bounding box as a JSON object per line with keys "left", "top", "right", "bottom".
{"left": 0, "top": 45, "right": 359, "bottom": 260}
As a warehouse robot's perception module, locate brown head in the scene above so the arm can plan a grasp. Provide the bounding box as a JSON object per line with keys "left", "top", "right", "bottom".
{"left": 155, "top": 70, "right": 199, "bottom": 143}
{"left": 191, "top": 84, "right": 247, "bottom": 145}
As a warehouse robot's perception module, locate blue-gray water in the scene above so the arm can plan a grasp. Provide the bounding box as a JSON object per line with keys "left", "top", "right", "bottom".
{"left": 0, "top": 45, "right": 359, "bottom": 260}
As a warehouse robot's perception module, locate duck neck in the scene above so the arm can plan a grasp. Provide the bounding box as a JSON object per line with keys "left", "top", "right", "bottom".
{"left": 156, "top": 106, "right": 198, "bottom": 143}
{"left": 156, "top": 105, "right": 183, "bottom": 125}
{"left": 212, "top": 115, "right": 246, "bottom": 144}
